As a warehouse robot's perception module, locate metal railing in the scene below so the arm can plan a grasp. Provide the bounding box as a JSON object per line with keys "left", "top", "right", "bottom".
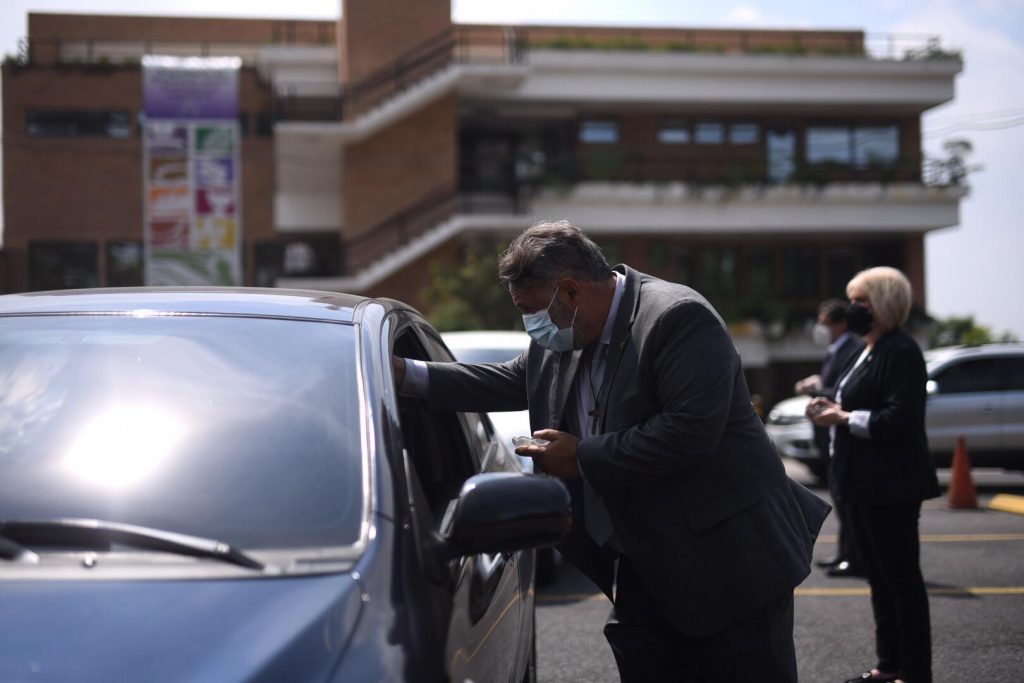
{"left": 10, "top": 26, "right": 957, "bottom": 70}
{"left": 342, "top": 186, "right": 461, "bottom": 274}
{"left": 273, "top": 25, "right": 525, "bottom": 122}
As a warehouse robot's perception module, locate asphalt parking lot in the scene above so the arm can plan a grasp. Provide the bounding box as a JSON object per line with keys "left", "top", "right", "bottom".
{"left": 535, "top": 464, "right": 1024, "bottom": 682}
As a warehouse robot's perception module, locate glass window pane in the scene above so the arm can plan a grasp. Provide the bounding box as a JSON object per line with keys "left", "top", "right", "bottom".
{"left": 935, "top": 359, "right": 1002, "bottom": 394}
{"left": 597, "top": 240, "right": 622, "bottom": 265}
{"left": 806, "top": 127, "right": 852, "bottom": 164}
{"left": 674, "top": 245, "right": 692, "bottom": 284}
{"left": 106, "top": 241, "right": 144, "bottom": 287}
{"left": 766, "top": 130, "right": 796, "bottom": 183}
{"left": 853, "top": 125, "right": 899, "bottom": 167}
{"left": 658, "top": 118, "right": 690, "bottom": 144}
{"left": 782, "top": 245, "right": 821, "bottom": 298}
{"left": 27, "top": 110, "right": 132, "bottom": 138}
{"left": 29, "top": 242, "right": 98, "bottom": 290}
{"left": 747, "top": 248, "right": 775, "bottom": 295}
{"left": 695, "top": 122, "right": 725, "bottom": 144}
{"left": 729, "top": 123, "right": 760, "bottom": 144}
{"left": 697, "top": 247, "right": 737, "bottom": 296}
{"left": 825, "top": 247, "right": 857, "bottom": 298}
{"left": 0, "top": 316, "right": 363, "bottom": 549}
{"left": 579, "top": 120, "right": 620, "bottom": 144}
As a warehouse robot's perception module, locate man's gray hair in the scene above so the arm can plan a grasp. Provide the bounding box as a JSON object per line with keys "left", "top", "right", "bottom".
{"left": 498, "top": 220, "right": 613, "bottom": 291}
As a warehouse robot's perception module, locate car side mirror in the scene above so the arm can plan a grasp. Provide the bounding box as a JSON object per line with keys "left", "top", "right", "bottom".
{"left": 441, "top": 472, "right": 571, "bottom": 558}
{"left": 926, "top": 379, "right": 938, "bottom": 395}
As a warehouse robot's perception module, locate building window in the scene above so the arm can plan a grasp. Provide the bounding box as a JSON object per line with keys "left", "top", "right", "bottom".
{"left": 27, "top": 110, "right": 132, "bottom": 138}
{"left": 746, "top": 248, "right": 775, "bottom": 296}
{"left": 696, "top": 247, "right": 737, "bottom": 297}
{"left": 782, "top": 245, "right": 821, "bottom": 298}
{"left": 649, "top": 242, "right": 668, "bottom": 271}
{"left": 253, "top": 236, "right": 342, "bottom": 287}
{"left": 106, "top": 241, "right": 144, "bottom": 287}
{"left": 256, "top": 111, "right": 274, "bottom": 137}
{"left": 579, "top": 120, "right": 620, "bottom": 144}
{"left": 658, "top": 118, "right": 691, "bottom": 144}
{"left": 674, "top": 245, "right": 692, "bottom": 285}
{"left": 806, "top": 127, "right": 852, "bottom": 165}
{"left": 853, "top": 125, "right": 899, "bottom": 167}
{"left": 29, "top": 242, "right": 99, "bottom": 291}
{"left": 806, "top": 124, "right": 901, "bottom": 168}
{"left": 825, "top": 247, "right": 857, "bottom": 298}
{"left": 695, "top": 121, "right": 725, "bottom": 144}
{"left": 597, "top": 240, "right": 623, "bottom": 266}
{"left": 729, "top": 123, "right": 760, "bottom": 144}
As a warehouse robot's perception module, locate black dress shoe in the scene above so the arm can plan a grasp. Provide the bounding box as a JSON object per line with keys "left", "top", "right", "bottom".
{"left": 843, "top": 671, "right": 899, "bottom": 682}
{"left": 816, "top": 556, "right": 843, "bottom": 569}
{"left": 827, "top": 560, "right": 865, "bottom": 578}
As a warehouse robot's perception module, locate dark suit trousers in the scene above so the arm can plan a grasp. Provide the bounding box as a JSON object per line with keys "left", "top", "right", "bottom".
{"left": 849, "top": 501, "right": 932, "bottom": 683}
{"left": 603, "top": 556, "right": 797, "bottom": 683}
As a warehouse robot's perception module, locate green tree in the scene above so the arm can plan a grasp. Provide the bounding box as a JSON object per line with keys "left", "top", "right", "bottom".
{"left": 423, "top": 243, "right": 523, "bottom": 332}
{"left": 929, "top": 315, "right": 1018, "bottom": 348}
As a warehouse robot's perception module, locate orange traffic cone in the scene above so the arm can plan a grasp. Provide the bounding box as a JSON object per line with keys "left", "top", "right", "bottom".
{"left": 948, "top": 435, "right": 978, "bottom": 509}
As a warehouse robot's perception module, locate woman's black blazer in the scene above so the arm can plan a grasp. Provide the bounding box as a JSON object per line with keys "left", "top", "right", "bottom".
{"left": 830, "top": 327, "right": 940, "bottom": 505}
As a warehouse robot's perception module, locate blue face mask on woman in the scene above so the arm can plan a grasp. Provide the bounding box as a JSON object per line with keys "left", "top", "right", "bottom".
{"left": 522, "top": 286, "right": 577, "bottom": 352}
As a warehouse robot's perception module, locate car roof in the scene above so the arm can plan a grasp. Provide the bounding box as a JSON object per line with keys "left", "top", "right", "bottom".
{"left": 0, "top": 287, "right": 383, "bottom": 324}
{"left": 441, "top": 330, "right": 531, "bottom": 350}
{"left": 925, "top": 343, "right": 1024, "bottom": 371}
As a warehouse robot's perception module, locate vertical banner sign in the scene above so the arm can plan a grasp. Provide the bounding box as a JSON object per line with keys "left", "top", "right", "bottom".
{"left": 142, "top": 56, "right": 242, "bottom": 285}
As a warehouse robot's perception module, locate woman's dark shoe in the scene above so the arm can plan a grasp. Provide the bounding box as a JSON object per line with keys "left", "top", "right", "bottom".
{"left": 826, "top": 560, "right": 865, "bottom": 578}
{"left": 816, "top": 556, "right": 843, "bottom": 569}
{"left": 843, "top": 671, "right": 899, "bottom": 682}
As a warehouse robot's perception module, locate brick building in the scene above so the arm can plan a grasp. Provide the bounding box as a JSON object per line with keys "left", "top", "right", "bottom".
{"left": 0, "top": 1, "right": 964, "bottom": 404}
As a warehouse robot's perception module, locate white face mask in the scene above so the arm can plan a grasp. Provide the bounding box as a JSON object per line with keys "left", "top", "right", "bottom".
{"left": 812, "top": 322, "right": 832, "bottom": 347}
{"left": 522, "top": 287, "right": 577, "bottom": 352}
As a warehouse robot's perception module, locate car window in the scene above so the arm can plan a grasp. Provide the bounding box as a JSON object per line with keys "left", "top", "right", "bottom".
{"left": 420, "top": 332, "right": 498, "bottom": 468}
{"left": 393, "top": 328, "right": 479, "bottom": 520}
{"left": 1003, "top": 356, "right": 1024, "bottom": 391}
{"left": 932, "top": 358, "right": 1002, "bottom": 394}
{"left": 0, "top": 315, "right": 363, "bottom": 550}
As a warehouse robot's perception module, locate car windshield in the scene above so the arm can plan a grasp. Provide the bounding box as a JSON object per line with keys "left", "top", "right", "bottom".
{"left": 0, "top": 314, "right": 363, "bottom": 551}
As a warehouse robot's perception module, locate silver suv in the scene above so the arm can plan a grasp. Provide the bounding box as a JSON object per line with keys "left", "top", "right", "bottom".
{"left": 925, "top": 343, "right": 1024, "bottom": 469}
{"left": 766, "top": 343, "right": 1024, "bottom": 477}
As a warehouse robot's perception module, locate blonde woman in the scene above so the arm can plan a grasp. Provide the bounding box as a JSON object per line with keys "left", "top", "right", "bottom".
{"left": 808, "top": 267, "right": 939, "bottom": 683}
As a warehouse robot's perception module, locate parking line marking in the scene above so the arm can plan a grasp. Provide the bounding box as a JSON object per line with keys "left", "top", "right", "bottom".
{"left": 796, "top": 586, "right": 1024, "bottom": 597}
{"left": 536, "top": 587, "right": 1024, "bottom": 603}
{"left": 989, "top": 494, "right": 1024, "bottom": 516}
{"left": 816, "top": 533, "right": 1024, "bottom": 543}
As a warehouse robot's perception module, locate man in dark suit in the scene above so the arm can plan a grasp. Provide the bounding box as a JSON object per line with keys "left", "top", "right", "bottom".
{"left": 395, "top": 221, "right": 829, "bottom": 681}
{"left": 795, "top": 299, "right": 865, "bottom": 577}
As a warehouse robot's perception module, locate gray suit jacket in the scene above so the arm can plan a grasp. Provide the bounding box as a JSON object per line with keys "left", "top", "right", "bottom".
{"left": 426, "top": 265, "right": 829, "bottom": 637}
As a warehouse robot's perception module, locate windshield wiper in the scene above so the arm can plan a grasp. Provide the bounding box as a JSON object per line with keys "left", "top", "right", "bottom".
{"left": 0, "top": 518, "right": 264, "bottom": 571}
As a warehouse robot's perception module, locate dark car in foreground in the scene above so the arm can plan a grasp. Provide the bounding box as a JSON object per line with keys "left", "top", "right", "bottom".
{"left": 0, "top": 288, "right": 571, "bottom": 682}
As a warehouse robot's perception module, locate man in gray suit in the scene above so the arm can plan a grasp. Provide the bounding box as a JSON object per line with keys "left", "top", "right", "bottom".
{"left": 395, "top": 221, "right": 828, "bottom": 681}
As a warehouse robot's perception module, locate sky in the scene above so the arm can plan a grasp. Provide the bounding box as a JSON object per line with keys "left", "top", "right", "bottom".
{"left": 2, "top": 0, "right": 1023, "bottom": 338}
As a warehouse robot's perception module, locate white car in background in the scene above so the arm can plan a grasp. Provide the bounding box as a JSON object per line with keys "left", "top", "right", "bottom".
{"left": 441, "top": 331, "right": 533, "bottom": 457}
{"left": 442, "top": 330, "right": 563, "bottom": 584}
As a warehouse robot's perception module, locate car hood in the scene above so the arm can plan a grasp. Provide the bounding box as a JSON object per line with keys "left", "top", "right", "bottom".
{"left": 0, "top": 572, "right": 364, "bottom": 682}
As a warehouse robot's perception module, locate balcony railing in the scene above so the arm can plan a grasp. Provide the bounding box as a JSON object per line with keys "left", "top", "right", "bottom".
{"left": 273, "top": 25, "right": 525, "bottom": 122}
{"left": 460, "top": 153, "right": 925, "bottom": 196}
{"left": 342, "top": 186, "right": 461, "bottom": 274}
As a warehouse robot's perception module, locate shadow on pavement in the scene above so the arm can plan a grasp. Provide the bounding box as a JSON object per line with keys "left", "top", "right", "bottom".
{"left": 536, "top": 559, "right": 607, "bottom": 606}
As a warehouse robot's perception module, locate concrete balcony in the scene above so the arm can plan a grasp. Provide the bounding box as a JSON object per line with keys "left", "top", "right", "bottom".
{"left": 464, "top": 49, "right": 962, "bottom": 114}
{"left": 527, "top": 181, "right": 967, "bottom": 235}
